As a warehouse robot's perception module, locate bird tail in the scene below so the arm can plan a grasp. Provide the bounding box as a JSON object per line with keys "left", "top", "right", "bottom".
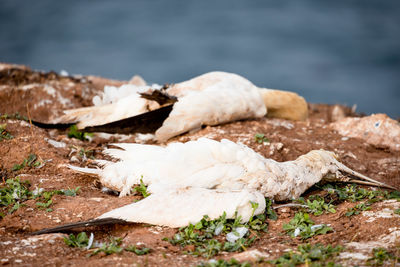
{"left": 31, "top": 218, "right": 128, "bottom": 235}
{"left": 67, "top": 165, "right": 101, "bottom": 176}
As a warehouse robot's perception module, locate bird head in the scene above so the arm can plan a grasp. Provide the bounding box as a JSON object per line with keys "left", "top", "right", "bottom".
{"left": 312, "top": 150, "right": 396, "bottom": 190}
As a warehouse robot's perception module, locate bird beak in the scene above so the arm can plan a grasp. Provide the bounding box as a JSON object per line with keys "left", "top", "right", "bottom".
{"left": 330, "top": 161, "right": 397, "bottom": 190}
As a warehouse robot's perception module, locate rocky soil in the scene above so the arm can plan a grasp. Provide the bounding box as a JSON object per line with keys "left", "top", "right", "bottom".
{"left": 0, "top": 63, "right": 399, "bottom": 266}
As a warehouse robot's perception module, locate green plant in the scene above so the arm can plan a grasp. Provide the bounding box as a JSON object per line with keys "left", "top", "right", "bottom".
{"left": 91, "top": 237, "right": 123, "bottom": 256}
{"left": 0, "top": 178, "right": 80, "bottom": 215}
{"left": 34, "top": 189, "right": 65, "bottom": 212}
{"left": 12, "top": 154, "right": 41, "bottom": 171}
{"left": 64, "top": 232, "right": 90, "bottom": 248}
{"left": 345, "top": 202, "right": 371, "bottom": 217}
{"left": 62, "top": 187, "right": 81, "bottom": 196}
{"left": 386, "top": 190, "right": 400, "bottom": 200}
{"left": 35, "top": 187, "right": 79, "bottom": 212}
{"left": 64, "top": 232, "right": 150, "bottom": 256}
{"left": 269, "top": 243, "right": 343, "bottom": 266}
{"left": 322, "top": 184, "right": 400, "bottom": 218}
{"left": 296, "top": 196, "right": 336, "bottom": 216}
{"left": 367, "top": 247, "right": 398, "bottom": 266}
{"left": 125, "top": 245, "right": 151, "bottom": 255}
{"left": 323, "top": 184, "right": 386, "bottom": 203}
{"left": 164, "top": 204, "right": 268, "bottom": 258}
{"left": 0, "top": 124, "right": 13, "bottom": 141}
{"left": 132, "top": 177, "right": 150, "bottom": 198}
{"left": 265, "top": 198, "right": 278, "bottom": 220}
{"left": 67, "top": 125, "right": 93, "bottom": 141}
{"left": 0, "top": 178, "right": 31, "bottom": 214}
{"left": 394, "top": 208, "right": 400, "bottom": 215}
{"left": 79, "top": 148, "right": 94, "bottom": 160}
{"left": 197, "top": 258, "right": 251, "bottom": 267}
{"left": 254, "top": 133, "right": 269, "bottom": 144}
{"left": 0, "top": 112, "right": 28, "bottom": 121}
{"left": 283, "top": 212, "right": 332, "bottom": 239}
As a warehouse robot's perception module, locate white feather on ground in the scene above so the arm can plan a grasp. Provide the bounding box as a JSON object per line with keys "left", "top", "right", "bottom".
{"left": 68, "top": 137, "right": 389, "bottom": 227}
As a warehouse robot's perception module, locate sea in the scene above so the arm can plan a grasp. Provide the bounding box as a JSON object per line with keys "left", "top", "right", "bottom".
{"left": 1, "top": 0, "right": 399, "bottom": 117}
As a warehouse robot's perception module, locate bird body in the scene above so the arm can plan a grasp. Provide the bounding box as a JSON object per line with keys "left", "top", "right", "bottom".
{"left": 155, "top": 72, "right": 266, "bottom": 141}
{"left": 54, "top": 72, "right": 307, "bottom": 141}
{"left": 87, "top": 138, "right": 333, "bottom": 200}
{"left": 65, "top": 138, "right": 392, "bottom": 228}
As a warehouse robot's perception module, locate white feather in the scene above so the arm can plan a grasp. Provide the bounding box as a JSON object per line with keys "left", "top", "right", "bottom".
{"left": 68, "top": 138, "right": 365, "bottom": 227}
{"left": 55, "top": 72, "right": 266, "bottom": 141}
{"left": 98, "top": 187, "right": 266, "bottom": 228}
{"left": 156, "top": 72, "right": 266, "bottom": 141}
{"left": 56, "top": 84, "right": 161, "bottom": 128}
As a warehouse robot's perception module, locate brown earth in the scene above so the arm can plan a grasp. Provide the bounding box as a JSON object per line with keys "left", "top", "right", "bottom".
{"left": 0, "top": 63, "right": 399, "bottom": 266}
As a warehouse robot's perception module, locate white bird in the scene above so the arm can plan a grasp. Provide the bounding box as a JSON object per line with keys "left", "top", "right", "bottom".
{"left": 33, "top": 138, "right": 394, "bottom": 234}
{"left": 54, "top": 72, "right": 308, "bottom": 142}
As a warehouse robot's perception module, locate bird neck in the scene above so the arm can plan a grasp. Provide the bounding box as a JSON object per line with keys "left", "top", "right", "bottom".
{"left": 257, "top": 153, "right": 339, "bottom": 201}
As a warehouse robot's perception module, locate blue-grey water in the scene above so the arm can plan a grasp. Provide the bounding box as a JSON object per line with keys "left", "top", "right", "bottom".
{"left": 1, "top": 0, "right": 399, "bottom": 117}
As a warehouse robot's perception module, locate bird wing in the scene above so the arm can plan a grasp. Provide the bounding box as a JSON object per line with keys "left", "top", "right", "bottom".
{"left": 98, "top": 186, "right": 266, "bottom": 228}
{"left": 52, "top": 83, "right": 164, "bottom": 128}
{"left": 31, "top": 187, "right": 266, "bottom": 233}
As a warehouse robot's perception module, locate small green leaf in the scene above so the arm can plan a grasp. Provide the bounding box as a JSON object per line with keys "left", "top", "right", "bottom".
{"left": 125, "top": 245, "right": 151, "bottom": 255}
{"left": 254, "top": 133, "right": 269, "bottom": 144}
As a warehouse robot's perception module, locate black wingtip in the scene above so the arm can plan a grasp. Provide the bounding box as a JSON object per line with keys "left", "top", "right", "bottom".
{"left": 31, "top": 120, "right": 76, "bottom": 129}
{"left": 31, "top": 218, "right": 129, "bottom": 235}
{"left": 82, "top": 104, "right": 174, "bottom": 134}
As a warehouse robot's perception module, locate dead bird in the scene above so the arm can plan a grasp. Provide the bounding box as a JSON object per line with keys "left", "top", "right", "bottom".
{"left": 42, "top": 72, "right": 307, "bottom": 142}
{"left": 32, "top": 138, "right": 395, "bottom": 234}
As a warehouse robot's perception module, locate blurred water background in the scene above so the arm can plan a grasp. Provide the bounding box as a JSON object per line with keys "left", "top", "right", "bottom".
{"left": 1, "top": 0, "right": 399, "bottom": 117}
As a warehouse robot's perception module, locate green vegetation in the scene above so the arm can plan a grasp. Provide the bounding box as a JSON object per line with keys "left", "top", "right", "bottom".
{"left": 91, "top": 237, "right": 124, "bottom": 256}
{"left": 67, "top": 125, "right": 93, "bottom": 141}
{"left": 12, "top": 154, "right": 41, "bottom": 171}
{"left": 125, "top": 245, "right": 151, "bottom": 255}
{"left": 323, "top": 184, "right": 387, "bottom": 203}
{"left": 0, "top": 112, "right": 28, "bottom": 121}
{"left": 254, "top": 133, "right": 269, "bottom": 144}
{"left": 78, "top": 147, "right": 94, "bottom": 160}
{"left": 34, "top": 186, "right": 80, "bottom": 212}
{"left": 345, "top": 202, "right": 371, "bottom": 217}
{"left": 0, "top": 124, "right": 13, "bottom": 141}
{"left": 283, "top": 212, "right": 332, "bottom": 240}
{"left": 132, "top": 177, "right": 150, "bottom": 198}
{"left": 62, "top": 187, "right": 81, "bottom": 197}
{"left": 367, "top": 247, "right": 399, "bottom": 266}
{"left": 0, "top": 178, "right": 80, "bottom": 215}
{"left": 64, "top": 232, "right": 151, "bottom": 256}
{"left": 164, "top": 204, "right": 268, "bottom": 258}
{"left": 197, "top": 258, "right": 251, "bottom": 267}
{"left": 64, "top": 232, "right": 91, "bottom": 248}
{"left": 296, "top": 195, "right": 336, "bottom": 216}
{"left": 265, "top": 198, "right": 278, "bottom": 220}
{"left": 269, "top": 244, "right": 343, "bottom": 266}
{"left": 321, "top": 184, "right": 400, "bottom": 217}
{"left": 0, "top": 178, "right": 31, "bottom": 216}
{"left": 394, "top": 208, "right": 400, "bottom": 215}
